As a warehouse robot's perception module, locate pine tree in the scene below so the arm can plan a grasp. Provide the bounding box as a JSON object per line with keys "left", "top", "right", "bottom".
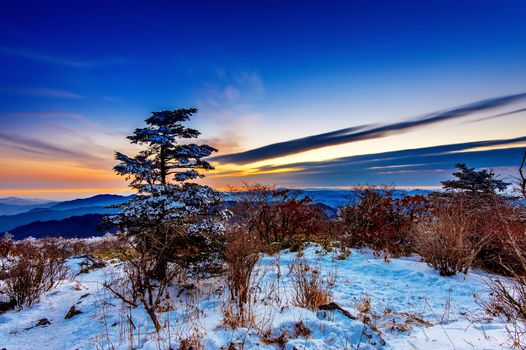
{"left": 108, "top": 108, "right": 224, "bottom": 279}
{"left": 442, "top": 163, "right": 510, "bottom": 195}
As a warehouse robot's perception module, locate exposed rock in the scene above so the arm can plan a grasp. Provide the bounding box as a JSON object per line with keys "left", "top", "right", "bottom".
{"left": 65, "top": 305, "right": 82, "bottom": 319}
{"left": 25, "top": 318, "right": 51, "bottom": 330}
{"left": 77, "top": 254, "right": 107, "bottom": 274}
{"left": 318, "top": 302, "right": 356, "bottom": 320}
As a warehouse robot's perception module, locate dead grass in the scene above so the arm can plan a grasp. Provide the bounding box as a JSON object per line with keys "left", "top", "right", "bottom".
{"left": 289, "top": 257, "right": 334, "bottom": 310}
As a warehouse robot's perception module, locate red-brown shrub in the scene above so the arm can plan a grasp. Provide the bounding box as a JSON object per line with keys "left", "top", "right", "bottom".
{"left": 1, "top": 240, "right": 69, "bottom": 309}
{"left": 231, "top": 184, "right": 330, "bottom": 244}
{"left": 338, "top": 186, "right": 429, "bottom": 256}
{"left": 412, "top": 197, "right": 488, "bottom": 276}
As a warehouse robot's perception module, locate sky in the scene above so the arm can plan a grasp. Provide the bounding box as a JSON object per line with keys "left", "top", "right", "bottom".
{"left": 1, "top": 0, "right": 526, "bottom": 199}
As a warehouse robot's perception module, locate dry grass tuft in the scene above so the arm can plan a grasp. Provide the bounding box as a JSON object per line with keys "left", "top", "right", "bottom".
{"left": 289, "top": 257, "right": 334, "bottom": 310}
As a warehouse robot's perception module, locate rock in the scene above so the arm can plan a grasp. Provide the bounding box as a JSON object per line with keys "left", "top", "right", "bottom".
{"left": 65, "top": 305, "right": 82, "bottom": 319}
{"left": 25, "top": 318, "right": 51, "bottom": 330}
{"left": 318, "top": 302, "right": 356, "bottom": 320}
{"left": 77, "top": 254, "right": 107, "bottom": 274}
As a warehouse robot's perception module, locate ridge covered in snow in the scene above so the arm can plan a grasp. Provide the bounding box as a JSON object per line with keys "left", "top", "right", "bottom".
{"left": 0, "top": 245, "right": 512, "bottom": 349}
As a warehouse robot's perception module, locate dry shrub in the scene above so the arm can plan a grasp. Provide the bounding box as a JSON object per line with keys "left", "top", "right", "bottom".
{"left": 289, "top": 257, "right": 334, "bottom": 310}
{"left": 104, "top": 224, "right": 185, "bottom": 333}
{"left": 231, "top": 184, "right": 331, "bottom": 245}
{"left": 177, "top": 336, "right": 204, "bottom": 350}
{"left": 412, "top": 198, "right": 487, "bottom": 276}
{"left": 483, "top": 204, "right": 526, "bottom": 349}
{"left": 413, "top": 197, "right": 491, "bottom": 276}
{"left": 222, "top": 226, "right": 261, "bottom": 328}
{"left": 338, "top": 186, "right": 429, "bottom": 257}
{"left": 474, "top": 199, "right": 526, "bottom": 275}
{"left": 0, "top": 239, "right": 68, "bottom": 309}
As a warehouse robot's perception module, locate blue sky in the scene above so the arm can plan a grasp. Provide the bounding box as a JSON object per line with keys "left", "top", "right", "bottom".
{"left": 1, "top": 1, "right": 526, "bottom": 198}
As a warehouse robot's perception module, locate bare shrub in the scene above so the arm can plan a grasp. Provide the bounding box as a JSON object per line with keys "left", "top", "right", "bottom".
{"left": 412, "top": 197, "right": 488, "bottom": 276}
{"left": 483, "top": 225, "right": 526, "bottom": 349}
{"left": 1, "top": 240, "right": 68, "bottom": 309}
{"left": 103, "top": 225, "right": 184, "bottom": 333}
{"left": 338, "top": 185, "right": 429, "bottom": 257}
{"left": 222, "top": 226, "right": 261, "bottom": 328}
{"left": 474, "top": 197, "right": 526, "bottom": 275}
{"left": 231, "top": 184, "right": 331, "bottom": 245}
{"left": 289, "top": 257, "right": 334, "bottom": 310}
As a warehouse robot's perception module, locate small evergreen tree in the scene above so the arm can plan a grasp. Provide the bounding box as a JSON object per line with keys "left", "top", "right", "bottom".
{"left": 108, "top": 108, "right": 223, "bottom": 279}
{"left": 442, "top": 163, "right": 510, "bottom": 195}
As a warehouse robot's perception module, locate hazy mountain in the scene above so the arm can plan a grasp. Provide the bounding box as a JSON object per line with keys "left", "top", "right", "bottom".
{"left": 49, "top": 194, "right": 133, "bottom": 210}
{"left": 0, "top": 198, "right": 57, "bottom": 216}
{"left": 0, "top": 206, "right": 119, "bottom": 233}
{"left": 9, "top": 213, "right": 116, "bottom": 240}
{"left": 0, "top": 197, "right": 54, "bottom": 206}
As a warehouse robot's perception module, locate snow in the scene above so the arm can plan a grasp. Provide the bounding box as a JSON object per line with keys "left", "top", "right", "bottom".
{"left": 0, "top": 245, "right": 514, "bottom": 350}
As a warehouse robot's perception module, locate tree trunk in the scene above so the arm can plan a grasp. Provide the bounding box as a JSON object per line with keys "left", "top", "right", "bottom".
{"left": 153, "top": 258, "right": 167, "bottom": 281}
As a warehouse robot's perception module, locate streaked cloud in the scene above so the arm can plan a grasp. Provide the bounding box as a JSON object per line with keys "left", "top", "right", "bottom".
{"left": 0, "top": 86, "right": 85, "bottom": 99}
{"left": 207, "top": 136, "right": 526, "bottom": 188}
{"left": 0, "top": 132, "right": 107, "bottom": 166}
{"left": 0, "top": 46, "right": 125, "bottom": 68}
{"left": 212, "top": 93, "right": 526, "bottom": 165}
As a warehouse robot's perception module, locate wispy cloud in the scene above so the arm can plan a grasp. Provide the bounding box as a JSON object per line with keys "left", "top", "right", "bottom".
{"left": 1, "top": 86, "right": 85, "bottom": 99}
{"left": 212, "top": 93, "right": 526, "bottom": 165}
{"left": 0, "top": 132, "right": 106, "bottom": 166}
{"left": 209, "top": 136, "right": 526, "bottom": 187}
{"left": 0, "top": 46, "right": 125, "bottom": 68}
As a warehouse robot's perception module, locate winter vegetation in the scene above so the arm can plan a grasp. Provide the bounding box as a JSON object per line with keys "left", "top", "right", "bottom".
{"left": 1, "top": 110, "right": 526, "bottom": 349}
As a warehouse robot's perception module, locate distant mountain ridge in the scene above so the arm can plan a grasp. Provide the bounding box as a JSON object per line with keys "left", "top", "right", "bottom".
{"left": 0, "top": 197, "right": 57, "bottom": 216}
{"left": 0, "top": 194, "right": 132, "bottom": 234}
{"left": 2, "top": 189, "right": 433, "bottom": 239}
{"left": 49, "top": 194, "right": 134, "bottom": 210}
{"left": 9, "top": 214, "right": 116, "bottom": 240}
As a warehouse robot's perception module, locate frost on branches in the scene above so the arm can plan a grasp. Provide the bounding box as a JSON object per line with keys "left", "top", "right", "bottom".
{"left": 107, "top": 108, "right": 225, "bottom": 277}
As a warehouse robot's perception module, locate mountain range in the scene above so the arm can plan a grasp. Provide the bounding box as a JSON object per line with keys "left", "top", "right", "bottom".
{"left": 1, "top": 190, "right": 431, "bottom": 240}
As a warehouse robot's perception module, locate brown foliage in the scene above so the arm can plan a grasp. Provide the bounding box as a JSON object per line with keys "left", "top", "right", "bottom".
{"left": 338, "top": 186, "right": 429, "bottom": 256}
{"left": 412, "top": 197, "right": 489, "bottom": 276}
{"left": 484, "top": 222, "right": 526, "bottom": 349}
{"left": 231, "top": 184, "right": 330, "bottom": 244}
{"left": 0, "top": 239, "right": 68, "bottom": 309}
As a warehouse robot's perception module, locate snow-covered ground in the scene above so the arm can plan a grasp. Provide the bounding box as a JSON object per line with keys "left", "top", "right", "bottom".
{"left": 0, "top": 245, "right": 513, "bottom": 349}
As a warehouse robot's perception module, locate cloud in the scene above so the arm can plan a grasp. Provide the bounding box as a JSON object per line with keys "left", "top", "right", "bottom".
{"left": 216, "top": 136, "right": 526, "bottom": 187}
{"left": 212, "top": 93, "right": 526, "bottom": 165}
{"left": 1, "top": 86, "right": 85, "bottom": 99}
{"left": 0, "top": 46, "right": 125, "bottom": 68}
{"left": 0, "top": 132, "right": 107, "bottom": 166}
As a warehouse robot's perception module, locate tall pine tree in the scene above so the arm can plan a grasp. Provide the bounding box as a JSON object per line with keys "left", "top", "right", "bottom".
{"left": 109, "top": 108, "right": 223, "bottom": 278}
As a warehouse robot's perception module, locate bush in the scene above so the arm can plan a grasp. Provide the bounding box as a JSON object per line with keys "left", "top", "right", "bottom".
{"left": 222, "top": 226, "right": 261, "bottom": 328}
{"left": 338, "top": 186, "right": 429, "bottom": 256}
{"left": 1, "top": 240, "right": 68, "bottom": 309}
{"left": 412, "top": 197, "right": 488, "bottom": 276}
{"left": 484, "top": 226, "right": 526, "bottom": 349}
{"left": 231, "top": 184, "right": 331, "bottom": 244}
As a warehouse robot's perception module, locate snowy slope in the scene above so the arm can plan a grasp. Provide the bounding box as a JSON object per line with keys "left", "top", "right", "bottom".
{"left": 0, "top": 246, "right": 513, "bottom": 350}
